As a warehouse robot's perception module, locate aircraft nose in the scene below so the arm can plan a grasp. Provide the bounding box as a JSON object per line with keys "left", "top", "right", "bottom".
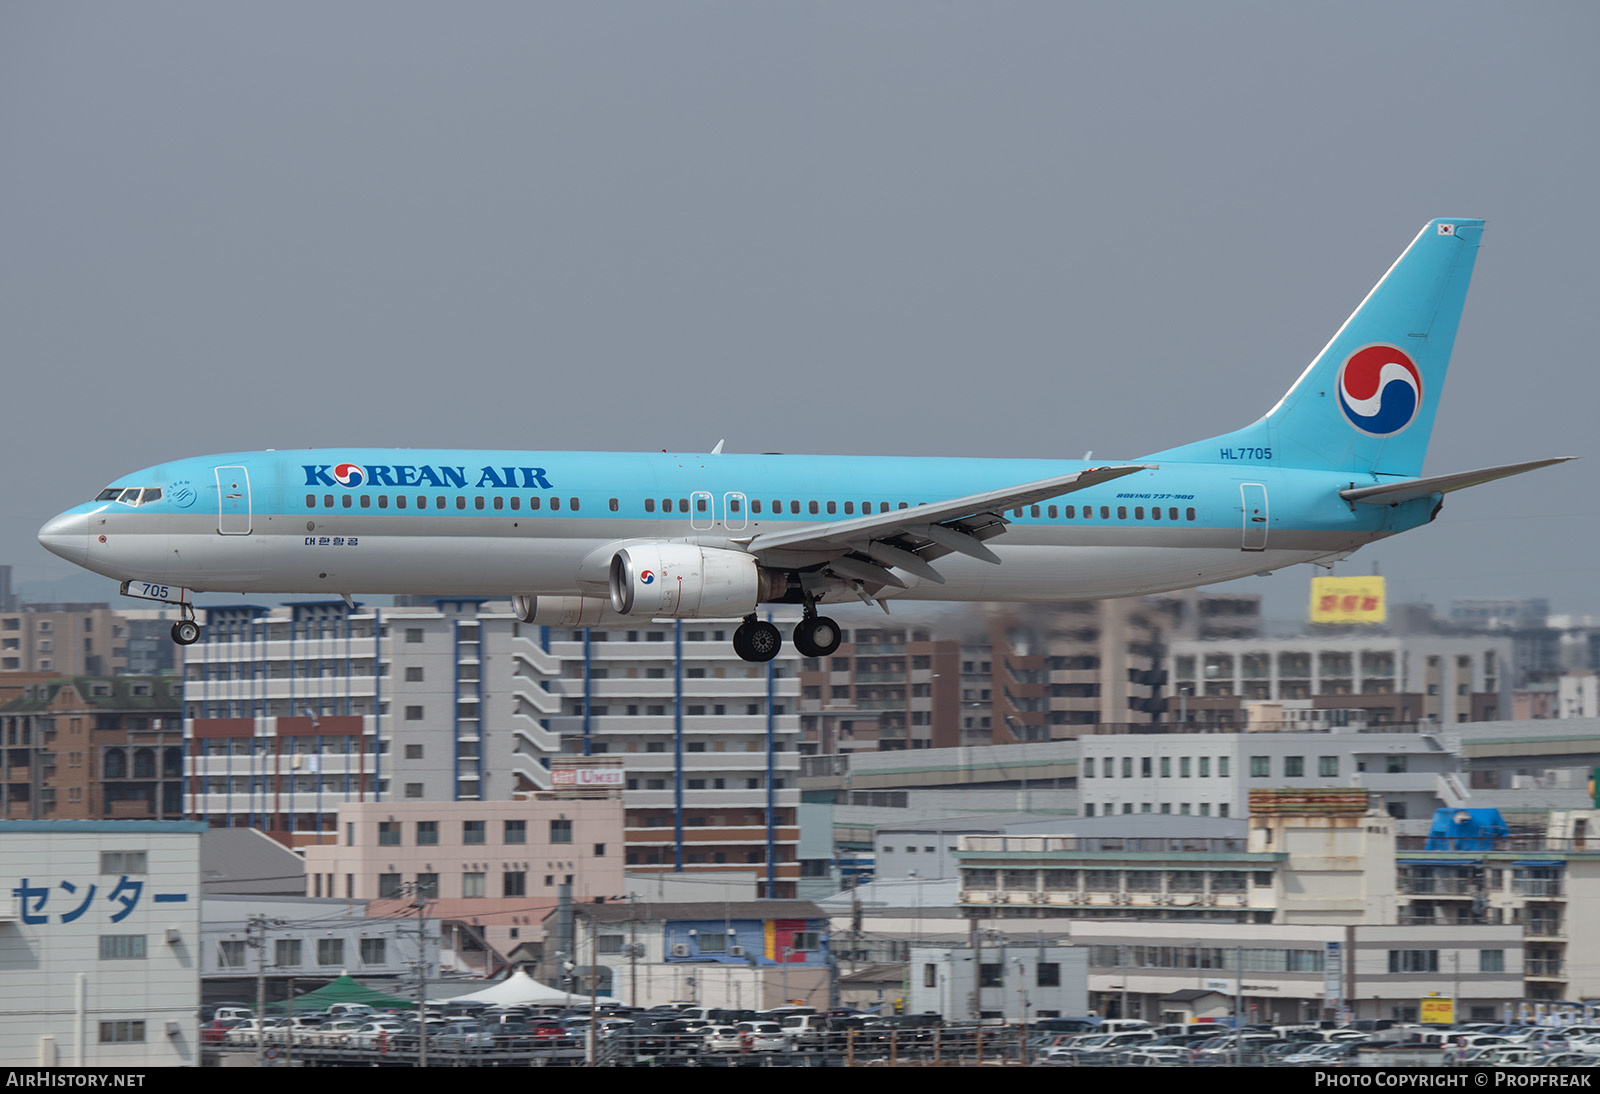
{"left": 38, "top": 511, "right": 90, "bottom": 566}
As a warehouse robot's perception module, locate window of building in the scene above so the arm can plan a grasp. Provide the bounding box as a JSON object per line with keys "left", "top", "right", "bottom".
{"left": 1037, "top": 962, "right": 1060, "bottom": 987}
{"left": 1121, "top": 757, "right": 1133, "bottom": 778}
{"left": 99, "top": 935, "right": 146, "bottom": 960}
{"left": 405, "top": 667, "right": 424, "bottom": 682}
{"left": 1283, "top": 756, "right": 1304, "bottom": 777}
{"left": 378, "top": 873, "right": 402, "bottom": 899}
{"left": 1250, "top": 756, "right": 1269, "bottom": 777}
{"left": 99, "top": 851, "right": 147, "bottom": 874}
{"left": 416, "top": 821, "right": 438, "bottom": 845}
{"left": 1180, "top": 757, "right": 1192, "bottom": 777}
{"left": 979, "top": 963, "right": 1004, "bottom": 987}
{"left": 415, "top": 873, "right": 438, "bottom": 898}
{"left": 1159, "top": 757, "right": 1170, "bottom": 778}
{"left": 405, "top": 705, "right": 424, "bottom": 721}
{"left": 275, "top": 939, "right": 301, "bottom": 966}
{"left": 360, "top": 937, "right": 386, "bottom": 964}
{"left": 405, "top": 628, "right": 424, "bottom": 643}
{"left": 404, "top": 783, "right": 423, "bottom": 799}
{"left": 98, "top": 1021, "right": 145, "bottom": 1044}
{"left": 1386, "top": 755, "right": 1409, "bottom": 774}
{"left": 1388, "top": 949, "right": 1439, "bottom": 973}
{"left": 503, "top": 871, "right": 527, "bottom": 897}
{"left": 405, "top": 744, "right": 424, "bottom": 760}
{"left": 378, "top": 822, "right": 401, "bottom": 846}
{"left": 462, "top": 872, "right": 485, "bottom": 898}
{"left": 1199, "top": 756, "right": 1210, "bottom": 777}
{"left": 1480, "top": 949, "right": 1505, "bottom": 973}
{"left": 504, "top": 819, "right": 527, "bottom": 844}
{"left": 550, "top": 819, "right": 573, "bottom": 844}
{"left": 318, "top": 938, "right": 345, "bottom": 965}
{"left": 463, "top": 820, "right": 485, "bottom": 844}
{"left": 1319, "top": 756, "right": 1339, "bottom": 777}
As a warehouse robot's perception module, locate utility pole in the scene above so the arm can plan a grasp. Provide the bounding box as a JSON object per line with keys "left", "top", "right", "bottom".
{"left": 400, "top": 882, "right": 434, "bottom": 1067}
{"left": 246, "top": 913, "right": 286, "bottom": 1067}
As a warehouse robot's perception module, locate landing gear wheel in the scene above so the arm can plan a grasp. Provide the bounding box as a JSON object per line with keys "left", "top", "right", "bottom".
{"left": 793, "top": 615, "right": 842, "bottom": 658}
{"left": 734, "top": 620, "right": 781, "bottom": 663}
{"left": 171, "top": 620, "right": 201, "bottom": 646}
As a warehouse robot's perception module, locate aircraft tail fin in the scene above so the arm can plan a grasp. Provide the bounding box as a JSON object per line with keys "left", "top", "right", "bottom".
{"left": 1143, "top": 218, "right": 1484, "bottom": 478}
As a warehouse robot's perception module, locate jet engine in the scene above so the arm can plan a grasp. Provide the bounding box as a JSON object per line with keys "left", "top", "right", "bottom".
{"left": 608, "top": 544, "right": 782, "bottom": 618}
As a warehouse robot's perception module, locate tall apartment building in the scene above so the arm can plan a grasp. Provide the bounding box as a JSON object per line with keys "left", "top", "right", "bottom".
{"left": 795, "top": 595, "right": 1261, "bottom": 753}
{"left": 0, "top": 604, "right": 133, "bottom": 675}
{"left": 797, "top": 624, "right": 960, "bottom": 752}
{"left": 0, "top": 676, "right": 184, "bottom": 820}
{"left": 182, "top": 599, "right": 804, "bottom": 895}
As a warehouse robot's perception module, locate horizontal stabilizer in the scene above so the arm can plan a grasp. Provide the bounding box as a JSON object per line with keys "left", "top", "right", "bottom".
{"left": 1340, "top": 457, "right": 1574, "bottom": 506}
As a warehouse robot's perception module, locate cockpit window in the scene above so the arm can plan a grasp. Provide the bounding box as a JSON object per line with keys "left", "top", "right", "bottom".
{"left": 96, "top": 487, "right": 161, "bottom": 505}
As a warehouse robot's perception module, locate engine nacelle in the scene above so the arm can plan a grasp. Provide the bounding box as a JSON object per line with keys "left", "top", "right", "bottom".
{"left": 511, "top": 594, "right": 633, "bottom": 627}
{"left": 608, "top": 544, "right": 777, "bottom": 618}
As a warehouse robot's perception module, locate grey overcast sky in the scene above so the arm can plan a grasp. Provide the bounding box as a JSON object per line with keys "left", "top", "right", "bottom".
{"left": 4, "top": 2, "right": 1596, "bottom": 626}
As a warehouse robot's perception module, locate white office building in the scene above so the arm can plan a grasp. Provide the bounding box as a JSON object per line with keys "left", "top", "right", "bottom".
{"left": 0, "top": 820, "right": 204, "bottom": 1067}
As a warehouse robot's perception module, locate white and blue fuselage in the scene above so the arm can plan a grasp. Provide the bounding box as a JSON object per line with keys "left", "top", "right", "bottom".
{"left": 35, "top": 218, "right": 1570, "bottom": 657}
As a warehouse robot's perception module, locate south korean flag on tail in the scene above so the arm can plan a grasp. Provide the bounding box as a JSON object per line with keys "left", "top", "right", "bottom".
{"left": 1438, "top": 223, "right": 1455, "bottom": 235}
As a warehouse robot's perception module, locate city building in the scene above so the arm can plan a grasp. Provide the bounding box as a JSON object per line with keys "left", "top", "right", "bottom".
{"left": 559, "top": 900, "right": 832, "bottom": 1009}
{"left": 0, "top": 604, "right": 136, "bottom": 676}
{"left": 183, "top": 599, "right": 803, "bottom": 894}
{"left": 796, "top": 594, "right": 1260, "bottom": 754}
{"left": 301, "top": 793, "right": 625, "bottom": 975}
{"left": 201, "top": 893, "right": 437, "bottom": 999}
{"left": 909, "top": 940, "right": 1088, "bottom": 1020}
{"left": 1395, "top": 808, "right": 1600, "bottom": 1003}
{"left": 0, "top": 676, "right": 184, "bottom": 821}
{"left": 1077, "top": 727, "right": 1468, "bottom": 830}
{"left": 1169, "top": 634, "right": 1512, "bottom": 726}
{"left": 0, "top": 819, "right": 205, "bottom": 1066}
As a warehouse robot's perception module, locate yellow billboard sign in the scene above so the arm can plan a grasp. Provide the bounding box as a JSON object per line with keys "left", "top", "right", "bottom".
{"left": 1310, "top": 576, "right": 1386, "bottom": 624}
{"left": 1420, "top": 997, "right": 1455, "bottom": 1025}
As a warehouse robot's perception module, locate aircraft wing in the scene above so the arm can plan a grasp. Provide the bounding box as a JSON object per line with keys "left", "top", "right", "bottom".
{"left": 1339, "top": 457, "right": 1574, "bottom": 506}
{"left": 745, "top": 464, "right": 1151, "bottom": 588}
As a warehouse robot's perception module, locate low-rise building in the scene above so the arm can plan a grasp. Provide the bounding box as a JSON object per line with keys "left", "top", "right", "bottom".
{"left": 561, "top": 900, "right": 832, "bottom": 1009}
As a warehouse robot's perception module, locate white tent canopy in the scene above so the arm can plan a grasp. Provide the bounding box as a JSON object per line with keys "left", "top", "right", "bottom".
{"left": 440, "top": 969, "right": 575, "bottom": 1006}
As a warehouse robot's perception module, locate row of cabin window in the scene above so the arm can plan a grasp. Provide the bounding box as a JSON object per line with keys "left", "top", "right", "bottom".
{"left": 302, "top": 493, "right": 1198, "bottom": 523}
{"left": 307, "top": 494, "right": 585, "bottom": 511}
{"left": 1014, "top": 504, "right": 1198, "bottom": 522}
{"left": 645, "top": 498, "right": 912, "bottom": 516}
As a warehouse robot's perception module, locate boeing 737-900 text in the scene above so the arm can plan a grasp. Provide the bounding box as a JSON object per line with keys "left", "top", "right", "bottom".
{"left": 38, "top": 218, "right": 1570, "bottom": 662}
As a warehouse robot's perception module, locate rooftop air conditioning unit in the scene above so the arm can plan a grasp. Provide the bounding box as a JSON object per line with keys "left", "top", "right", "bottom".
{"left": 671, "top": 943, "right": 689, "bottom": 957}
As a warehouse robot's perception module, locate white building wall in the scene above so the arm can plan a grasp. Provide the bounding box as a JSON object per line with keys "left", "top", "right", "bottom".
{"left": 0, "top": 822, "right": 204, "bottom": 1067}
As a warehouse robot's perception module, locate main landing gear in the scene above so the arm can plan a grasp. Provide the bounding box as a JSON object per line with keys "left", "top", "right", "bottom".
{"left": 793, "top": 613, "right": 842, "bottom": 658}
{"left": 732, "top": 607, "right": 843, "bottom": 663}
{"left": 733, "top": 617, "right": 781, "bottom": 663}
{"left": 170, "top": 604, "right": 201, "bottom": 646}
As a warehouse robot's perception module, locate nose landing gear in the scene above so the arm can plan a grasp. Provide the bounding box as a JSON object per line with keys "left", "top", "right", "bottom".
{"left": 170, "top": 604, "right": 201, "bottom": 646}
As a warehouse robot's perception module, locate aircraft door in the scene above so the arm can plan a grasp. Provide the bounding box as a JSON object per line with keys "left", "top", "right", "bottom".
{"left": 723, "top": 492, "right": 748, "bottom": 532}
{"left": 1240, "top": 483, "right": 1267, "bottom": 551}
{"left": 689, "top": 491, "right": 715, "bottom": 531}
{"left": 216, "top": 466, "right": 252, "bottom": 535}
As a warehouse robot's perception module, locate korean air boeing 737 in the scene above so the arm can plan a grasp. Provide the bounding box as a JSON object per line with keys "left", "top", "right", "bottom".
{"left": 38, "top": 218, "right": 1570, "bottom": 662}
